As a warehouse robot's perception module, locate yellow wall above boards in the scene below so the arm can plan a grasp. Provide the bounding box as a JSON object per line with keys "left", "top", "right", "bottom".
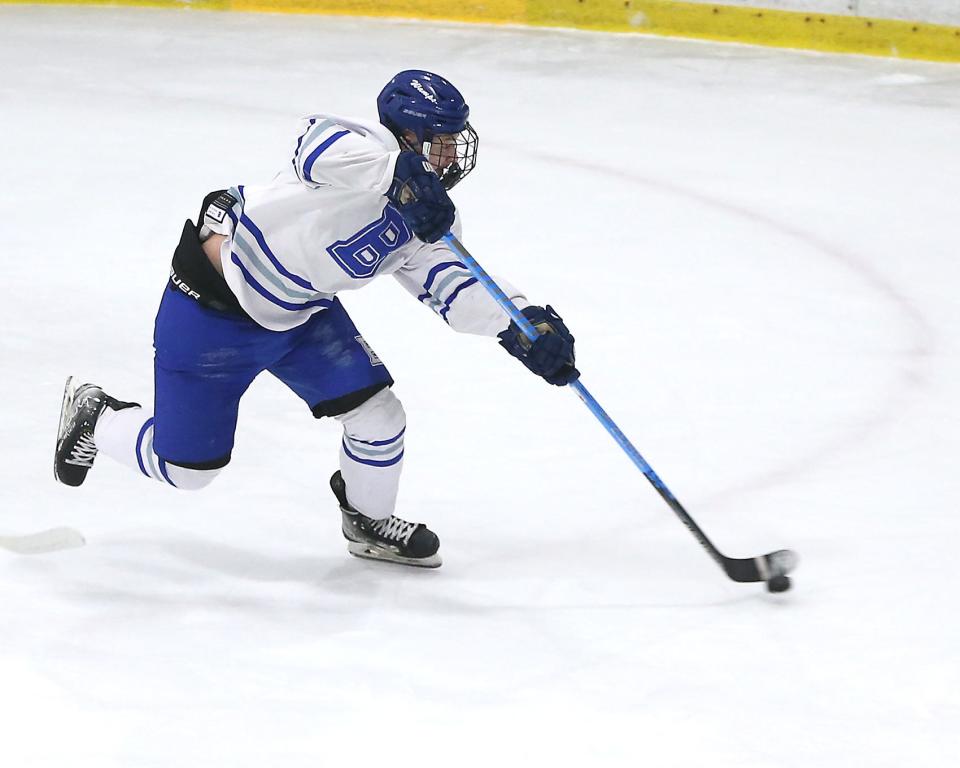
{"left": 7, "top": 0, "right": 960, "bottom": 63}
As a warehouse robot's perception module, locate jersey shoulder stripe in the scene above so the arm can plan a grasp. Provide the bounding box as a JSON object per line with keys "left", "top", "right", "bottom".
{"left": 291, "top": 119, "right": 316, "bottom": 177}
{"left": 303, "top": 129, "right": 351, "bottom": 183}
{"left": 292, "top": 117, "right": 352, "bottom": 182}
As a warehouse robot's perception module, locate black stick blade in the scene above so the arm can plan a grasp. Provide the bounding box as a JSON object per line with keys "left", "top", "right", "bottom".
{"left": 722, "top": 549, "right": 799, "bottom": 584}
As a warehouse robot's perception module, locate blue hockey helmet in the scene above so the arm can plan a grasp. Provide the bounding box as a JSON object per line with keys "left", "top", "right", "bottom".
{"left": 378, "top": 70, "right": 478, "bottom": 190}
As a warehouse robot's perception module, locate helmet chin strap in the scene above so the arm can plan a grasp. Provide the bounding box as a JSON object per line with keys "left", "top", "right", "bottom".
{"left": 417, "top": 136, "right": 444, "bottom": 178}
{"left": 420, "top": 138, "right": 433, "bottom": 158}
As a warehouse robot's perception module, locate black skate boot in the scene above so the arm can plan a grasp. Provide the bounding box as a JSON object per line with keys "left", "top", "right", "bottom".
{"left": 330, "top": 471, "right": 441, "bottom": 568}
{"left": 54, "top": 376, "right": 140, "bottom": 487}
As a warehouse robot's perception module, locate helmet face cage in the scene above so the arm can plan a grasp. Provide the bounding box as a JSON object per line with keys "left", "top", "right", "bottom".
{"left": 402, "top": 121, "right": 478, "bottom": 191}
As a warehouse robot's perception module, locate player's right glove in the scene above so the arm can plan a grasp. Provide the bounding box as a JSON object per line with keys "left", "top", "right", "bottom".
{"left": 387, "top": 151, "right": 456, "bottom": 243}
{"left": 498, "top": 305, "right": 580, "bottom": 386}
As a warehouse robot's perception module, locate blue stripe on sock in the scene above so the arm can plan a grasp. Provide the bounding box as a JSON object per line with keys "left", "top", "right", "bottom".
{"left": 342, "top": 440, "right": 404, "bottom": 467}
{"left": 135, "top": 417, "right": 155, "bottom": 478}
{"left": 157, "top": 459, "right": 177, "bottom": 488}
{"left": 351, "top": 428, "right": 405, "bottom": 447}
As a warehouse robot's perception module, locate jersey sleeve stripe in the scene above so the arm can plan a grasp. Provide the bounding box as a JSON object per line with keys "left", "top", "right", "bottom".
{"left": 230, "top": 253, "right": 335, "bottom": 312}
{"left": 439, "top": 278, "right": 479, "bottom": 321}
{"left": 429, "top": 270, "right": 474, "bottom": 302}
{"left": 302, "top": 129, "right": 351, "bottom": 183}
{"left": 417, "top": 260, "right": 466, "bottom": 300}
{"left": 291, "top": 118, "right": 317, "bottom": 176}
{"left": 301, "top": 119, "right": 337, "bottom": 152}
{"left": 239, "top": 212, "right": 316, "bottom": 291}
{"left": 420, "top": 295, "right": 444, "bottom": 313}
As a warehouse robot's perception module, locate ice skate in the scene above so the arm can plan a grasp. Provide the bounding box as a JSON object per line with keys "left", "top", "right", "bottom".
{"left": 54, "top": 376, "right": 139, "bottom": 487}
{"left": 330, "top": 471, "right": 441, "bottom": 568}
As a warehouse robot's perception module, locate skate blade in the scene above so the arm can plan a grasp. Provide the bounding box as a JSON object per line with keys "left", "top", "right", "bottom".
{"left": 54, "top": 376, "right": 77, "bottom": 483}
{"left": 346, "top": 541, "right": 442, "bottom": 569}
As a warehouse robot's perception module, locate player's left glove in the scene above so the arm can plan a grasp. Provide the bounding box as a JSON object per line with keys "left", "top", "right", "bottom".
{"left": 387, "top": 151, "right": 456, "bottom": 243}
{"left": 498, "top": 305, "right": 580, "bottom": 386}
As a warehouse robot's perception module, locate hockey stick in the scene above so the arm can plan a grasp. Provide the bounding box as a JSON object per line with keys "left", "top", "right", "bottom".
{"left": 442, "top": 233, "right": 798, "bottom": 591}
{"left": 0, "top": 527, "right": 86, "bottom": 555}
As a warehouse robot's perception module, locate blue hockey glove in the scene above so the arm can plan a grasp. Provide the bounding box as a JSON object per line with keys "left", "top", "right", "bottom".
{"left": 497, "top": 305, "right": 580, "bottom": 387}
{"left": 387, "top": 151, "right": 456, "bottom": 243}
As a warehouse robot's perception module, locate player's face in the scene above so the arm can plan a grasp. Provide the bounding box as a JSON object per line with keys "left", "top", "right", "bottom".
{"left": 426, "top": 134, "right": 458, "bottom": 174}
{"left": 403, "top": 129, "right": 457, "bottom": 174}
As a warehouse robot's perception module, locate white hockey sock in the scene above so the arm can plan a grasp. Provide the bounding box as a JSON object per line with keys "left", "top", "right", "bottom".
{"left": 94, "top": 406, "right": 220, "bottom": 490}
{"left": 336, "top": 388, "right": 405, "bottom": 519}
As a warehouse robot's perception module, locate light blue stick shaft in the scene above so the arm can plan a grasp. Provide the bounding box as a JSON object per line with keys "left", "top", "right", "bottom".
{"left": 444, "top": 233, "right": 797, "bottom": 584}
{"left": 442, "top": 233, "right": 678, "bottom": 501}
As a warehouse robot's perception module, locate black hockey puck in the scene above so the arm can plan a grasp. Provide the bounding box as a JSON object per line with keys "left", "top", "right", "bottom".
{"left": 766, "top": 575, "right": 792, "bottom": 593}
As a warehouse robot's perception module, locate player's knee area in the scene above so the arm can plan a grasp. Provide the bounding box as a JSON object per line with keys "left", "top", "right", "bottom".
{"left": 335, "top": 387, "right": 405, "bottom": 440}
{"left": 310, "top": 382, "right": 391, "bottom": 419}
{"left": 165, "top": 464, "right": 223, "bottom": 491}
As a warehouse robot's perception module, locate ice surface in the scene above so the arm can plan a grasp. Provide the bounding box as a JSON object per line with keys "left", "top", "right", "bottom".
{"left": 1, "top": 6, "right": 958, "bottom": 767}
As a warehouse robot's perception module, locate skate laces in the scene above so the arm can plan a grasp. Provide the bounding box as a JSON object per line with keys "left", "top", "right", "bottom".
{"left": 370, "top": 515, "right": 417, "bottom": 545}
{"left": 65, "top": 432, "right": 98, "bottom": 467}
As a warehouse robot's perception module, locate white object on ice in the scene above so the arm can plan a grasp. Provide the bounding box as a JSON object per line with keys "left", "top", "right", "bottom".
{"left": 0, "top": 527, "right": 86, "bottom": 555}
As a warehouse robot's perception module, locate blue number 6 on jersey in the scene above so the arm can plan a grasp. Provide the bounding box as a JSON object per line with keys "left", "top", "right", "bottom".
{"left": 327, "top": 205, "right": 413, "bottom": 278}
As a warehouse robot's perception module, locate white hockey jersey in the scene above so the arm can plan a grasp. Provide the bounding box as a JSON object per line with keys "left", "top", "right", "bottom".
{"left": 207, "top": 114, "right": 527, "bottom": 334}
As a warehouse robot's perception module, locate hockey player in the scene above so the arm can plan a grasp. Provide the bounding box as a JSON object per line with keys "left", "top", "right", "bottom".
{"left": 54, "top": 71, "right": 579, "bottom": 568}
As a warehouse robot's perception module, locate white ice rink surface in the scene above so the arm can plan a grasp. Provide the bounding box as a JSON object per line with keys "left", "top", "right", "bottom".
{"left": 2, "top": 5, "right": 959, "bottom": 766}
